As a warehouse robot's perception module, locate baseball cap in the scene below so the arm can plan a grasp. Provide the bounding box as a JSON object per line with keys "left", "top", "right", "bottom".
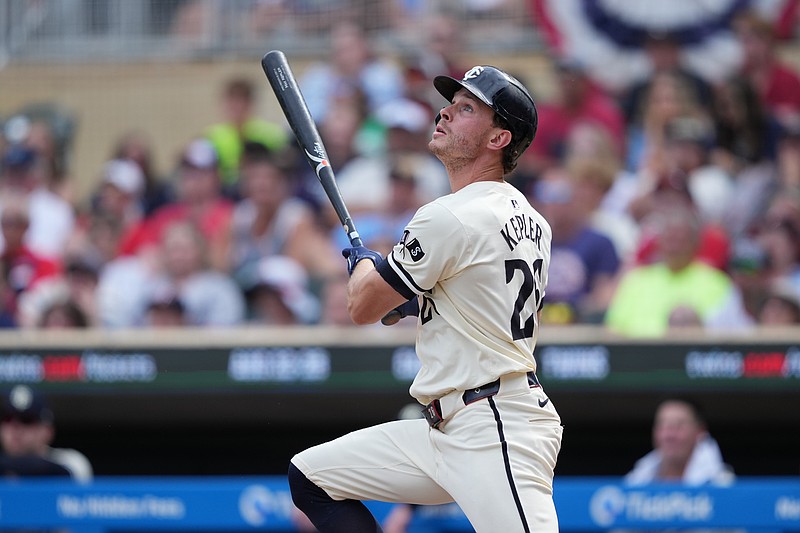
{"left": 434, "top": 65, "right": 538, "bottom": 165}
{"left": 376, "top": 98, "right": 432, "bottom": 133}
{"left": 102, "top": 159, "right": 144, "bottom": 196}
{"left": 180, "top": 138, "right": 218, "bottom": 170}
{"left": 248, "top": 256, "right": 320, "bottom": 324}
{"left": 766, "top": 278, "right": 800, "bottom": 310}
{"left": 1, "top": 385, "right": 54, "bottom": 425}
{"left": 147, "top": 284, "right": 185, "bottom": 313}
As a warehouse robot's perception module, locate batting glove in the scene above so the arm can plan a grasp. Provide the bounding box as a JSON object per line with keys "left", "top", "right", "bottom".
{"left": 342, "top": 246, "right": 383, "bottom": 277}
{"left": 381, "top": 297, "right": 420, "bottom": 326}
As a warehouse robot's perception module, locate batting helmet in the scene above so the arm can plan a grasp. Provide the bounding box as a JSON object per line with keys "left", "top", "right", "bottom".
{"left": 434, "top": 66, "right": 538, "bottom": 167}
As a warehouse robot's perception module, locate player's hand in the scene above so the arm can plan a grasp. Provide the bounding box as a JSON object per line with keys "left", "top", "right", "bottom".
{"left": 381, "top": 297, "right": 420, "bottom": 326}
{"left": 342, "top": 246, "right": 383, "bottom": 277}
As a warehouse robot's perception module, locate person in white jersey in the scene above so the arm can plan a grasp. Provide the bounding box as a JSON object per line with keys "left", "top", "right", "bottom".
{"left": 289, "top": 65, "right": 562, "bottom": 533}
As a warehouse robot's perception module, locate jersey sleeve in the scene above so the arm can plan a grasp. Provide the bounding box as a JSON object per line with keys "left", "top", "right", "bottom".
{"left": 376, "top": 202, "right": 467, "bottom": 298}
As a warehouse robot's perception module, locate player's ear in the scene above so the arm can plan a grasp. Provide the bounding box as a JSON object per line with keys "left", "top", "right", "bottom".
{"left": 487, "top": 128, "right": 512, "bottom": 153}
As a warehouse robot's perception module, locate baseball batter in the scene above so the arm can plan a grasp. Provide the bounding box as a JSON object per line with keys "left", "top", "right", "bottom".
{"left": 289, "top": 65, "right": 562, "bottom": 533}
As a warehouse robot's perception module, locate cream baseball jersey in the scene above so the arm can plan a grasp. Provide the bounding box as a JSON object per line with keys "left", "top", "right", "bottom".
{"left": 376, "top": 180, "right": 552, "bottom": 405}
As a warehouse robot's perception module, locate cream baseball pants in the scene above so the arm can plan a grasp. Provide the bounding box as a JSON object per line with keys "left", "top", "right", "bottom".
{"left": 291, "top": 372, "right": 563, "bottom": 533}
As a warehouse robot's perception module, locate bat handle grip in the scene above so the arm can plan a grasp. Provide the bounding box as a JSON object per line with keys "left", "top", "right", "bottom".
{"left": 344, "top": 220, "right": 363, "bottom": 247}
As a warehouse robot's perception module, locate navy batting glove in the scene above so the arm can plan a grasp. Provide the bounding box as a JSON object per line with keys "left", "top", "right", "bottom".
{"left": 342, "top": 246, "right": 383, "bottom": 277}
{"left": 381, "top": 297, "right": 420, "bottom": 326}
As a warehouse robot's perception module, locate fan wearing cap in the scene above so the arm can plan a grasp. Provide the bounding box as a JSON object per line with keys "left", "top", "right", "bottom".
{"left": 0, "top": 194, "right": 61, "bottom": 320}
{"left": 244, "top": 256, "right": 320, "bottom": 326}
{"left": 117, "top": 139, "right": 234, "bottom": 272}
{"left": 0, "top": 143, "right": 76, "bottom": 260}
{"left": 95, "top": 159, "right": 146, "bottom": 225}
{"left": 1, "top": 385, "right": 93, "bottom": 481}
{"left": 289, "top": 66, "right": 561, "bottom": 532}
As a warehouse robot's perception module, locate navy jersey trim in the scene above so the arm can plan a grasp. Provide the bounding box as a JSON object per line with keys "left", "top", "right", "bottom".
{"left": 488, "top": 396, "right": 531, "bottom": 533}
{"left": 376, "top": 257, "right": 417, "bottom": 300}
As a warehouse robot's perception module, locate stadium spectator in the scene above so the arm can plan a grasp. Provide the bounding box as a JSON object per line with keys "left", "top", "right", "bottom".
{"left": 626, "top": 397, "right": 734, "bottom": 486}
{"left": 756, "top": 277, "right": 800, "bottom": 325}
{"left": 624, "top": 117, "right": 735, "bottom": 276}
{"left": 417, "top": 11, "right": 468, "bottom": 81}
{"left": 334, "top": 97, "right": 447, "bottom": 216}
{"left": 1, "top": 385, "right": 93, "bottom": 482}
{"left": 0, "top": 195, "right": 61, "bottom": 323}
{"left": 245, "top": 0, "right": 293, "bottom": 40}
{"left": 97, "top": 217, "right": 245, "bottom": 328}
{"left": 605, "top": 198, "right": 752, "bottom": 337}
{"left": 400, "top": 11, "right": 468, "bottom": 104}
{"left": 65, "top": 155, "right": 147, "bottom": 267}
{"left": 94, "top": 159, "right": 147, "bottom": 232}
{"left": 625, "top": 70, "right": 707, "bottom": 174}
{"left": 38, "top": 299, "right": 89, "bottom": 328}
{"left": 0, "top": 144, "right": 75, "bottom": 260}
{"left": 628, "top": 174, "right": 733, "bottom": 277}
{"left": 0, "top": 265, "right": 14, "bottom": 328}
{"left": 16, "top": 255, "right": 100, "bottom": 329}
{"left": 299, "top": 20, "right": 405, "bottom": 124}
{"left": 144, "top": 286, "right": 187, "bottom": 328}
{"left": 224, "top": 143, "right": 340, "bottom": 284}
{"left": 734, "top": 10, "right": 800, "bottom": 126}
{"left": 63, "top": 158, "right": 148, "bottom": 278}
{"left": 658, "top": 116, "right": 734, "bottom": 227}
{"left": 96, "top": 247, "right": 160, "bottom": 329}
{"left": 64, "top": 212, "right": 125, "bottom": 273}
{"left": 561, "top": 126, "right": 640, "bottom": 262}
{"left": 752, "top": 191, "right": 800, "bottom": 295}
{"left": 318, "top": 273, "right": 353, "bottom": 327}
{"left": 623, "top": 398, "right": 744, "bottom": 533}
{"left": 530, "top": 166, "right": 620, "bottom": 324}
{"left": 527, "top": 58, "right": 625, "bottom": 174}
{"left": 710, "top": 75, "right": 783, "bottom": 174}
{"left": 777, "top": 115, "right": 800, "bottom": 189}
{"left": 242, "top": 256, "right": 320, "bottom": 326}
{"left": 149, "top": 220, "right": 246, "bottom": 327}
{"left": 206, "top": 76, "right": 289, "bottom": 194}
{"left": 22, "top": 118, "right": 72, "bottom": 202}
{"left": 620, "top": 31, "right": 713, "bottom": 128}
{"left": 118, "top": 138, "right": 234, "bottom": 272}
{"left": 111, "top": 129, "right": 173, "bottom": 216}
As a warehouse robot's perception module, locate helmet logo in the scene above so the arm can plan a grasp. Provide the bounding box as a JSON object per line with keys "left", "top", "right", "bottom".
{"left": 463, "top": 66, "right": 485, "bottom": 81}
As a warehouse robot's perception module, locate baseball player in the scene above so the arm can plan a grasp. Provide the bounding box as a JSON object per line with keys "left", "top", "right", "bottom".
{"left": 289, "top": 65, "right": 562, "bottom": 533}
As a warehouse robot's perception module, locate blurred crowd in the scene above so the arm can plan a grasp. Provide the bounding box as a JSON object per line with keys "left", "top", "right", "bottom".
{"left": 1, "top": 10, "right": 799, "bottom": 335}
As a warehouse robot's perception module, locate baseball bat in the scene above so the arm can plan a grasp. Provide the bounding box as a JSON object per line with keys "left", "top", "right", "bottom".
{"left": 261, "top": 49, "right": 363, "bottom": 247}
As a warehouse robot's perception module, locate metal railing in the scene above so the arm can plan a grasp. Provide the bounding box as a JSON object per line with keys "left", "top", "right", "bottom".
{"left": 0, "top": 0, "right": 542, "bottom": 65}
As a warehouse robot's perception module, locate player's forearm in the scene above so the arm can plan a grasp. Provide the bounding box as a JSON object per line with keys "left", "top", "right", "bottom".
{"left": 347, "top": 263, "right": 405, "bottom": 325}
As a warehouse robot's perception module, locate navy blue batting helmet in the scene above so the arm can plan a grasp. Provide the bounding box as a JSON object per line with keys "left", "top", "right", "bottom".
{"left": 434, "top": 65, "right": 538, "bottom": 166}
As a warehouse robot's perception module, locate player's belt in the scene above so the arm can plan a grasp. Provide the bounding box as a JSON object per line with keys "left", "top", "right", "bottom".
{"left": 422, "top": 371, "right": 540, "bottom": 429}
